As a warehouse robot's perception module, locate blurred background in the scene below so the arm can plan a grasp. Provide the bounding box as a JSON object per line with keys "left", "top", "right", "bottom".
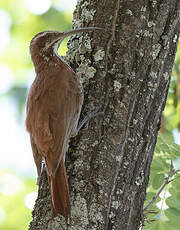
{"left": 0, "top": 0, "right": 76, "bottom": 229}
{"left": 0, "top": 1, "right": 179, "bottom": 230}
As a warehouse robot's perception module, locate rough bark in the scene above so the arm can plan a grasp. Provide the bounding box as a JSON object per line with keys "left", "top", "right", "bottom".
{"left": 29, "top": 0, "right": 180, "bottom": 230}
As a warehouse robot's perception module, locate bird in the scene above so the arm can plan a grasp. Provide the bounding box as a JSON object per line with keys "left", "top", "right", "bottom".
{"left": 25, "top": 27, "right": 102, "bottom": 219}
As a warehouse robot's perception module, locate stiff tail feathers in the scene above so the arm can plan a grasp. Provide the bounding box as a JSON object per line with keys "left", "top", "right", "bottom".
{"left": 50, "top": 161, "right": 70, "bottom": 218}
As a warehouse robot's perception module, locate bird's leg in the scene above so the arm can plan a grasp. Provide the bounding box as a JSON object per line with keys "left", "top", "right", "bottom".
{"left": 77, "top": 105, "right": 104, "bottom": 132}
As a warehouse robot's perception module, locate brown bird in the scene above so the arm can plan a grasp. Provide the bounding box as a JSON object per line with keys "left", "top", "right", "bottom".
{"left": 25, "top": 27, "right": 102, "bottom": 219}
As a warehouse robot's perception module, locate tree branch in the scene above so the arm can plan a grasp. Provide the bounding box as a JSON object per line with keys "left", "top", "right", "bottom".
{"left": 143, "top": 162, "right": 180, "bottom": 212}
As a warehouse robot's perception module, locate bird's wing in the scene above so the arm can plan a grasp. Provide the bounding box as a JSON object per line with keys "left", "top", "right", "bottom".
{"left": 45, "top": 79, "right": 83, "bottom": 177}
{"left": 26, "top": 69, "right": 83, "bottom": 177}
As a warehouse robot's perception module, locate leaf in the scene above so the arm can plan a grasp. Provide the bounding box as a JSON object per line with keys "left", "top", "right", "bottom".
{"left": 171, "top": 143, "right": 180, "bottom": 151}
{"left": 165, "top": 208, "right": 180, "bottom": 223}
{"left": 166, "top": 197, "right": 180, "bottom": 210}
{"left": 152, "top": 174, "right": 164, "bottom": 190}
{"left": 170, "top": 144, "right": 180, "bottom": 158}
{"left": 143, "top": 219, "right": 175, "bottom": 230}
{"left": 143, "top": 221, "right": 159, "bottom": 230}
{"left": 171, "top": 178, "right": 180, "bottom": 192}
{"left": 145, "top": 192, "right": 157, "bottom": 201}
{"left": 169, "top": 187, "right": 178, "bottom": 197}
{"left": 151, "top": 160, "right": 164, "bottom": 172}
{"left": 161, "top": 221, "right": 179, "bottom": 230}
{"left": 158, "top": 222, "right": 168, "bottom": 230}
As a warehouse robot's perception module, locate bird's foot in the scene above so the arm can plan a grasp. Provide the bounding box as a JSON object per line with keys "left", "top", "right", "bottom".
{"left": 77, "top": 105, "right": 104, "bottom": 132}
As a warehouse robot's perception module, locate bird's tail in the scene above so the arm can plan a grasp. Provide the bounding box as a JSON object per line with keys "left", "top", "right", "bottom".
{"left": 50, "top": 161, "right": 70, "bottom": 219}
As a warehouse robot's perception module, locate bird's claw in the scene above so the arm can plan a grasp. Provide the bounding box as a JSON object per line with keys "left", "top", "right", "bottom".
{"left": 77, "top": 105, "right": 104, "bottom": 132}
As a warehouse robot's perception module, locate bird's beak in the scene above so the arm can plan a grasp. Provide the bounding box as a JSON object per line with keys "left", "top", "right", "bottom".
{"left": 60, "top": 27, "right": 104, "bottom": 40}
{"left": 53, "top": 27, "right": 103, "bottom": 48}
{"left": 48, "top": 27, "right": 103, "bottom": 52}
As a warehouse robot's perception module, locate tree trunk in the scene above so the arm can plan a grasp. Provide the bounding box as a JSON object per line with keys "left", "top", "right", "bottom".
{"left": 29, "top": 0, "right": 180, "bottom": 229}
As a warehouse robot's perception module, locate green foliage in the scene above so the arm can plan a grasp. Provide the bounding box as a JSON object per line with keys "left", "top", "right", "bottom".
{"left": 144, "top": 134, "right": 180, "bottom": 230}
{"left": 164, "top": 42, "right": 180, "bottom": 131}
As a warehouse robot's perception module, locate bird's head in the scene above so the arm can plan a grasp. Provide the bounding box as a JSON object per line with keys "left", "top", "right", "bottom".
{"left": 30, "top": 27, "right": 103, "bottom": 66}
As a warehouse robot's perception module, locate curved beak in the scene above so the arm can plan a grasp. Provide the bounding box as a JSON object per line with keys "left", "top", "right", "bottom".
{"left": 60, "top": 27, "right": 104, "bottom": 40}
{"left": 48, "top": 27, "right": 104, "bottom": 53}
{"left": 51, "top": 27, "right": 104, "bottom": 53}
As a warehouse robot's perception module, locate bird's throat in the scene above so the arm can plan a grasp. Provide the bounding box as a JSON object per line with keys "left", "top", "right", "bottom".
{"left": 53, "top": 40, "right": 61, "bottom": 59}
